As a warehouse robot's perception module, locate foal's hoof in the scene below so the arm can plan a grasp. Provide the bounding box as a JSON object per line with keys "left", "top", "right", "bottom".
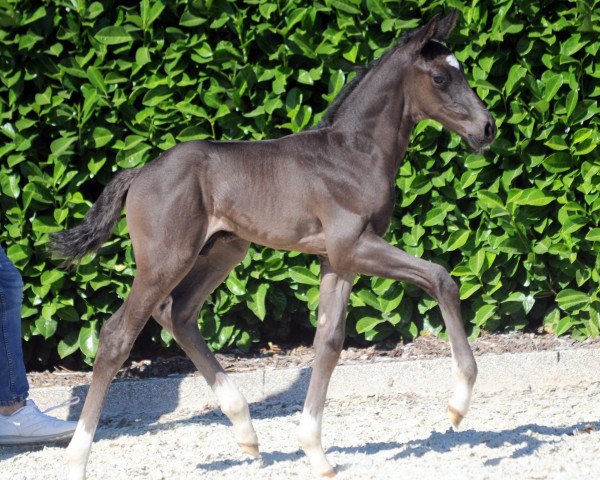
{"left": 448, "top": 405, "right": 464, "bottom": 429}
{"left": 239, "top": 442, "right": 260, "bottom": 459}
{"left": 321, "top": 469, "right": 336, "bottom": 478}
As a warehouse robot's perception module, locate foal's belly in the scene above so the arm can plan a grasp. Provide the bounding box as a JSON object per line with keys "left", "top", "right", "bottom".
{"left": 207, "top": 214, "right": 327, "bottom": 256}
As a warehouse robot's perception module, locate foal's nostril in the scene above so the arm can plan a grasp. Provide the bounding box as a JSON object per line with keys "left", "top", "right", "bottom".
{"left": 484, "top": 121, "right": 495, "bottom": 140}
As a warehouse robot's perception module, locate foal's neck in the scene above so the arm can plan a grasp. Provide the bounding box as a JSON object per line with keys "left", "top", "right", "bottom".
{"left": 331, "top": 51, "right": 415, "bottom": 175}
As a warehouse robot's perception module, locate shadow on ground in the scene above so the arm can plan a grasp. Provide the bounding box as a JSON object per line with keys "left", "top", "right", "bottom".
{"left": 327, "top": 421, "right": 599, "bottom": 467}
{"left": 69, "top": 367, "right": 312, "bottom": 436}
{"left": 194, "top": 420, "right": 598, "bottom": 473}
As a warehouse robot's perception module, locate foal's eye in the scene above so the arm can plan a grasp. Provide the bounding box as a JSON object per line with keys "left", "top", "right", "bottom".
{"left": 433, "top": 75, "right": 447, "bottom": 86}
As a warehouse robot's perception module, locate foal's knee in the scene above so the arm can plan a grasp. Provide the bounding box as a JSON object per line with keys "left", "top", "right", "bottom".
{"left": 429, "top": 263, "right": 459, "bottom": 301}
{"left": 96, "top": 318, "right": 134, "bottom": 367}
{"left": 314, "top": 324, "right": 345, "bottom": 361}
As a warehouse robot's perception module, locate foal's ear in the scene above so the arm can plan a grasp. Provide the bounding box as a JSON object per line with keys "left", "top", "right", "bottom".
{"left": 408, "top": 9, "right": 460, "bottom": 49}
{"left": 433, "top": 9, "right": 460, "bottom": 41}
{"left": 409, "top": 12, "right": 442, "bottom": 49}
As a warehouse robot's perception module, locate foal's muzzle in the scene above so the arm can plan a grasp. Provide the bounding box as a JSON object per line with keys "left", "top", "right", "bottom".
{"left": 467, "top": 115, "right": 496, "bottom": 152}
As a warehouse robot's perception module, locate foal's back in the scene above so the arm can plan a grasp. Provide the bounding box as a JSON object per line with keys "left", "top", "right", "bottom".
{"left": 125, "top": 131, "right": 349, "bottom": 254}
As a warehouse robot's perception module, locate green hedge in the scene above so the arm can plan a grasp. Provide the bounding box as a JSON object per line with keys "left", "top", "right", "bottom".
{"left": 0, "top": 0, "right": 598, "bottom": 368}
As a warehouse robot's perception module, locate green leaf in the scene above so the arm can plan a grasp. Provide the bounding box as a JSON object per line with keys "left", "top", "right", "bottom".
{"left": 289, "top": 266, "right": 320, "bottom": 285}
{"left": 585, "top": 229, "right": 600, "bottom": 242}
{"left": 504, "top": 64, "right": 526, "bottom": 95}
{"left": 328, "top": 69, "right": 345, "bottom": 97}
{"left": 58, "top": 332, "right": 79, "bottom": 359}
{"left": 560, "top": 34, "right": 586, "bottom": 57}
{"left": 477, "top": 190, "right": 505, "bottom": 210}
{"left": 510, "top": 188, "right": 554, "bottom": 206}
{"left": 423, "top": 206, "right": 447, "bottom": 227}
{"left": 366, "top": 0, "right": 391, "bottom": 19}
{"left": 446, "top": 230, "right": 470, "bottom": 251}
{"left": 542, "top": 72, "right": 563, "bottom": 101}
{"left": 247, "top": 283, "right": 269, "bottom": 320}
{"left": 35, "top": 316, "right": 57, "bottom": 340}
{"left": 554, "top": 316, "right": 573, "bottom": 337}
{"left": 356, "top": 316, "right": 386, "bottom": 334}
{"left": 41, "top": 270, "right": 64, "bottom": 285}
{"left": 565, "top": 90, "right": 578, "bottom": 120}
{"left": 330, "top": 0, "right": 362, "bottom": 15}
{"left": 473, "top": 304, "right": 497, "bottom": 327}
{"left": 93, "top": 127, "right": 114, "bottom": 147}
{"left": 544, "top": 135, "right": 568, "bottom": 151}
{"left": 79, "top": 321, "right": 100, "bottom": 358}
{"left": 141, "top": 0, "right": 165, "bottom": 30}
{"left": 21, "top": 5, "right": 47, "bottom": 25}
{"left": 142, "top": 85, "right": 172, "bottom": 106}
{"left": 460, "top": 280, "right": 482, "bottom": 300}
{"left": 542, "top": 152, "right": 572, "bottom": 173}
{"left": 556, "top": 289, "right": 589, "bottom": 312}
{"left": 225, "top": 271, "right": 246, "bottom": 296}
{"left": 50, "top": 136, "right": 77, "bottom": 157}
{"left": 95, "top": 26, "right": 133, "bottom": 45}
{"left": 160, "top": 327, "right": 173, "bottom": 346}
{"left": 572, "top": 128, "right": 592, "bottom": 145}
{"left": 87, "top": 66, "right": 107, "bottom": 95}
{"left": 135, "top": 46, "right": 152, "bottom": 67}
{"left": 469, "top": 250, "right": 487, "bottom": 275}
{"left": 0, "top": 173, "right": 20, "bottom": 198}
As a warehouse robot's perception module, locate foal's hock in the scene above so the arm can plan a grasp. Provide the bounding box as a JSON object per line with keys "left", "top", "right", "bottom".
{"left": 51, "top": 10, "right": 495, "bottom": 479}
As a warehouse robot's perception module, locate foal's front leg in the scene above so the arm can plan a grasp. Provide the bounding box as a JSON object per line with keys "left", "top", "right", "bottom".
{"left": 331, "top": 230, "right": 477, "bottom": 427}
{"left": 299, "top": 259, "right": 354, "bottom": 477}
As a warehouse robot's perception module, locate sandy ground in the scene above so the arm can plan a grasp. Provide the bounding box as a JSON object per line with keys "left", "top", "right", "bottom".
{"left": 1, "top": 364, "right": 599, "bottom": 480}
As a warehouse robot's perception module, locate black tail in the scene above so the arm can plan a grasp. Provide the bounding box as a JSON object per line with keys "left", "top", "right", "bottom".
{"left": 50, "top": 169, "right": 141, "bottom": 264}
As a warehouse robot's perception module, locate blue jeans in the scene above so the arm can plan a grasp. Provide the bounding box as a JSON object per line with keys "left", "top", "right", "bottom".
{"left": 0, "top": 246, "right": 29, "bottom": 406}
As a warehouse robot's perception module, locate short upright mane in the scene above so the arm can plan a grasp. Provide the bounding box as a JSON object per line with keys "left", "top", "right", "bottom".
{"left": 316, "top": 29, "right": 419, "bottom": 128}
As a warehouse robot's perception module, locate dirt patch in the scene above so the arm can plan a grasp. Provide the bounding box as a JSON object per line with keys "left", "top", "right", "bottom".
{"left": 26, "top": 332, "right": 600, "bottom": 389}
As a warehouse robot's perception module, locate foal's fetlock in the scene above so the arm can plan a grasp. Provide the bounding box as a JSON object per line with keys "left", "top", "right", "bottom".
{"left": 300, "top": 440, "right": 335, "bottom": 478}
{"left": 447, "top": 362, "right": 477, "bottom": 429}
{"left": 238, "top": 440, "right": 260, "bottom": 459}
{"left": 67, "top": 459, "right": 86, "bottom": 480}
{"left": 298, "top": 412, "right": 335, "bottom": 477}
{"left": 213, "top": 373, "right": 260, "bottom": 458}
{"left": 232, "top": 418, "right": 260, "bottom": 458}
{"left": 66, "top": 422, "right": 93, "bottom": 480}
{"left": 226, "top": 402, "right": 260, "bottom": 458}
{"left": 67, "top": 466, "right": 86, "bottom": 480}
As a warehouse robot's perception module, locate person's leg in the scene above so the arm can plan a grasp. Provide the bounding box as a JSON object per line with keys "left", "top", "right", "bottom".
{"left": 0, "top": 245, "right": 29, "bottom": 411}
{"left": 0, "top": 245, "right": 77, "bottom": 444}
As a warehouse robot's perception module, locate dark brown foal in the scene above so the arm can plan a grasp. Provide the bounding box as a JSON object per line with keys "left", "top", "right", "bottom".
{"left": 52, "top": 10, "right": 495, "bottom": 479}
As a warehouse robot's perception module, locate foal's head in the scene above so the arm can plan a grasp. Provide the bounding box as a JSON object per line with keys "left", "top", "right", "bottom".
{"left": 404, "top": 11, "right": 496, "bottom": 151}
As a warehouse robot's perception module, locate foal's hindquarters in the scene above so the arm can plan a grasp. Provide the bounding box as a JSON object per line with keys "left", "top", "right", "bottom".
{"left": 66, "top": 165, "right": 260, "bottom": 479}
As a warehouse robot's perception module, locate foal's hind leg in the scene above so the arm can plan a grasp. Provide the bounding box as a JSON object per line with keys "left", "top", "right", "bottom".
{"left": 67, "top": 304, "right": 128, "bottom": 480}
{"left": 67, "top": 256, "right": 197, "bottom": 480}
{"left": 67, "top": 237, "right": 200, "bottom": 480}
{"left": 152, "top": 236, "right": 259, "bottom": 458}
{"left": 299, "top": 259, "right": 354, "bottom": 477}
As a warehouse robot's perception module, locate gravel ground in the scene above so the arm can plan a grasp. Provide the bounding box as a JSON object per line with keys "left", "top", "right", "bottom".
{"left": 0, "top": 384, "right": 598, "bottom": 480}
{"left": 1, "top": 342, "right": 599, "bottom": 480}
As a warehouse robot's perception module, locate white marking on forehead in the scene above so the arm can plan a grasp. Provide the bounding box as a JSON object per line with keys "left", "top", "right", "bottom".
{"left": 446, "top": 54, "right": 460, "bottom": 69}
